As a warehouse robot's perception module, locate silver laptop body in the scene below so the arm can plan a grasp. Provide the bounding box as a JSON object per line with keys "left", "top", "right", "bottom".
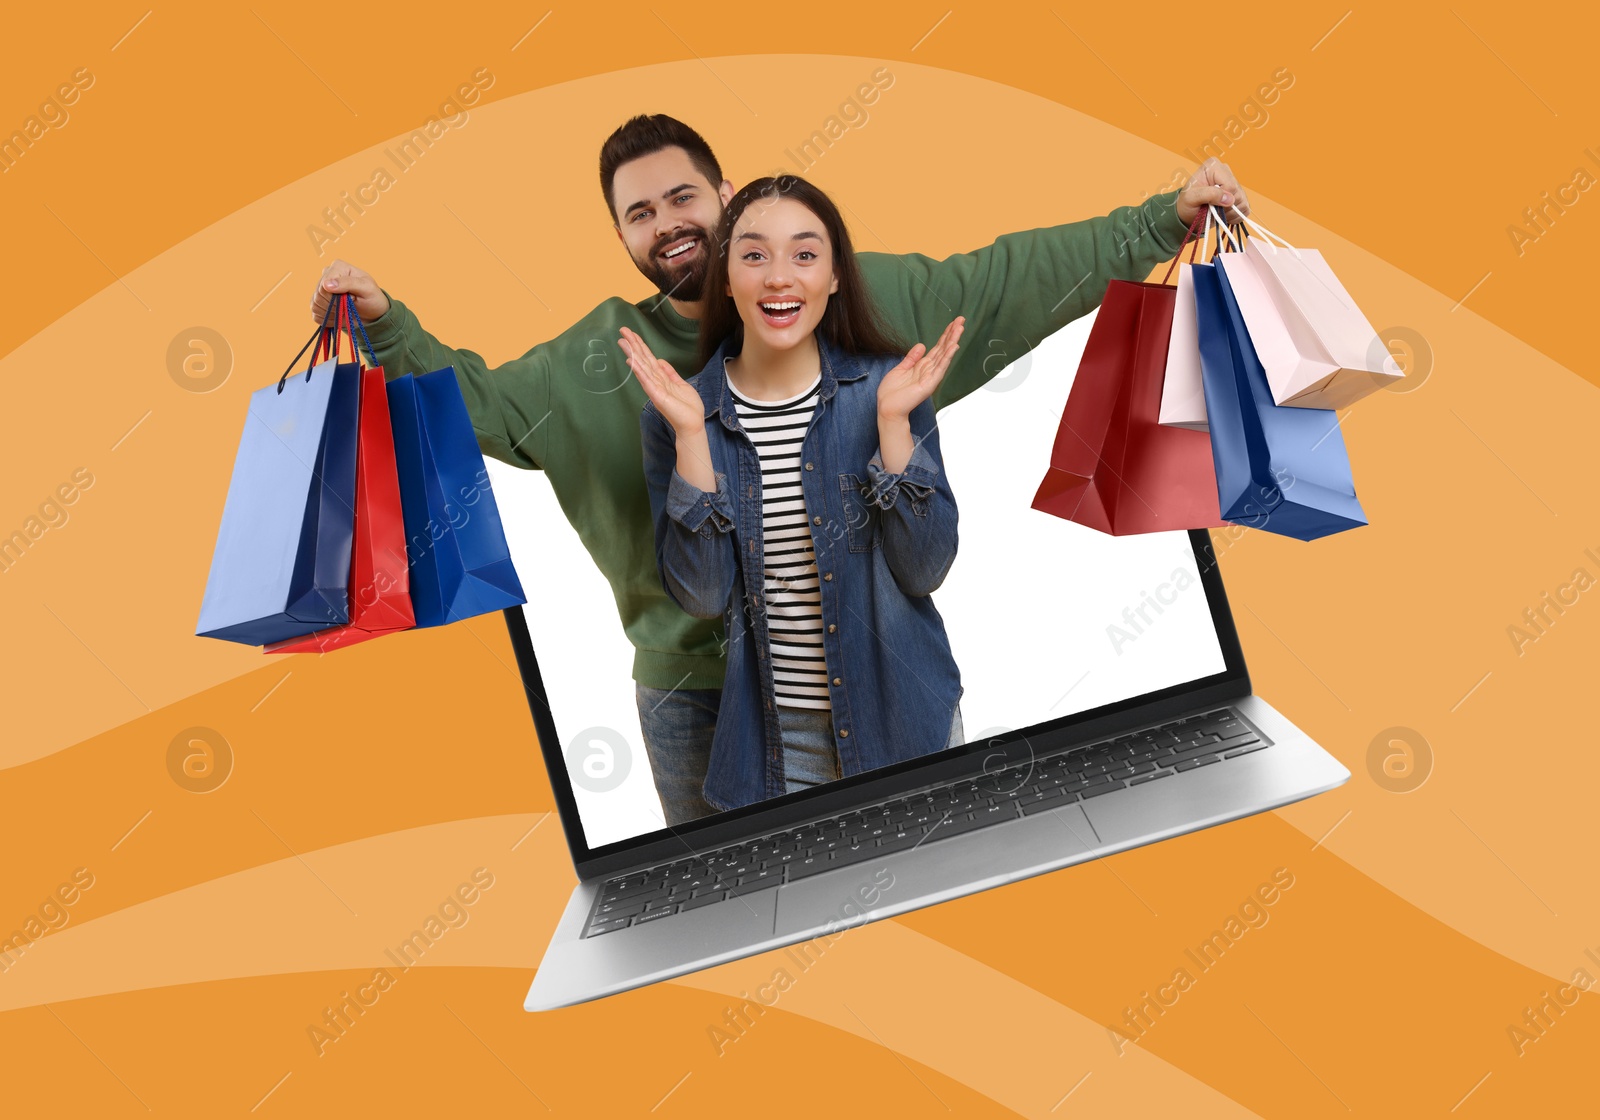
{"left": 513, "top": 528, "right": 1350, "bottom": 1010}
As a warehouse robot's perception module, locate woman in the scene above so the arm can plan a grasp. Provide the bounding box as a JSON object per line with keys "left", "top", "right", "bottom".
{"left": 622, "top": 174, "right": 967, "bottom": 813}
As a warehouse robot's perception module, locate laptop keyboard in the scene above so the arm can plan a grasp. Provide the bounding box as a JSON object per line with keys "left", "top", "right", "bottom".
{"left": 584, "top": 706, "right": 1270, "bottom": 937}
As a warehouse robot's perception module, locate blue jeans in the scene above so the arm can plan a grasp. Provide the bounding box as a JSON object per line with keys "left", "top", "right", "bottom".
{"left": 635, "top": 683, "right": 722, "bottom": 827}
{"left": 636, "top": 684, "right": 966, "bottom": 819}
{"left": 780, "top": 704, "right": 965, "bottom": 796}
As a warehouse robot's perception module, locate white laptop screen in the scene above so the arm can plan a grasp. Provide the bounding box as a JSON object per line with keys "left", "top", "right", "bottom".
{"left": 494, "top": 315, "right": 1228, "bottom": 849}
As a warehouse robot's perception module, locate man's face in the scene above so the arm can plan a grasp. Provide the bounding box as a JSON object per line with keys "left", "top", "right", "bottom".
{"left": 611, "top": 147, "right": 732, "bottom": 303}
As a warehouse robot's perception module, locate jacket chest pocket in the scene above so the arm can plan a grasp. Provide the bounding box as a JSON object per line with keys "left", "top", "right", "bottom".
{"left": 837, "top": 472, "right": 881, "bottom": 553}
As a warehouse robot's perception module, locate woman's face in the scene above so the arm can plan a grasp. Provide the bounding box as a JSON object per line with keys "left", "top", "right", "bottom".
{"left": 725, "top": 195, "right": 839, "bottom": 354}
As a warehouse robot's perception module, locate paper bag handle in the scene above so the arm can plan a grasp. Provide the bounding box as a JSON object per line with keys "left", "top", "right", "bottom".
{"left": 1228, "top": 205, "right": 1303, "bottom": 258}
{"left": 277, "top": 296, "right": 341, "bottom": 393}
{"left": 343, "top": 293, "right": 380, "bottom": 368}
{"left": 1160, "top": 207, "right": 1211, "bottom": 285}
{"left": 1208, "top": 205, "right": 1245, "bottom": 252}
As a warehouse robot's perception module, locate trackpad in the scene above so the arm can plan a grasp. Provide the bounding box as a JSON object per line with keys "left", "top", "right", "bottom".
{"left": 773, "top": 804, "right": 1097, "bottom": 937}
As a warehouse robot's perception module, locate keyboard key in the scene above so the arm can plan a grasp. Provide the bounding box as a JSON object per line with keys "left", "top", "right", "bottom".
{"left": 787, "top": 854, "right": 837, "bottom": 880}
{"left": 922, "top": 811, "right": 993, "bottom": 840}
{"left": 624, "top": 884, "right": 671, "bottom": 905}
{"left": 1211, "top": 732, "right": 1262, "bottom": 752}
{"left": 1129, "top": 771, "right": 1172, "bottom": 786}
{"left": 726, "top": 876, "right": 783, "bottom": 898}
{"left": 679, "top": 892, "right": 725, "bottom": 912}
{"left": 1081, "top": 780, "right": 1127, "bottom": 799}
{"left": 874, "top": 831, "right": 926, "bottom": 856}
{"left": 587, "top": 917, "right": 632, "bottom": 936}
{"left": 1166, "top": 741, "right": 1227, "bottom": 765}
{"left": 1174, "top": 755, "right": 1220, "bottom": 772}
{"left": 829, "top": 842, "right": 878, "bottom": 869}
{"left": 1020, "top": 794, "right": 1078, "bottom": 816}
{"left": 633, "top": 906, "right": 676, "bottom": 925}
{"left": 595, "top": 900, "right": 645, "bottom": 919}
{"left": 1223, "top": 743, "right": 1270, "bottom": 760}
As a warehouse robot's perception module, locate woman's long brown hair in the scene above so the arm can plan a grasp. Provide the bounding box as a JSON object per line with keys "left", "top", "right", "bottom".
{"left": 695, "top": 175, "right": 906, "bottom": 373}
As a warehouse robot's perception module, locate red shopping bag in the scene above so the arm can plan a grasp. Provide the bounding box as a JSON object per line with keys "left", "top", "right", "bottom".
{"left": 1032, "top": 216, "right": 1229, "bottom": 536}
{"left": 267, "top": 297, "right": 415, "bottom": 653}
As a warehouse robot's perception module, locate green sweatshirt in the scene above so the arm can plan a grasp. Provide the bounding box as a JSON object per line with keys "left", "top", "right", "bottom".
{"left": 361, "top": 189, "right": 1191, "bottom": 690}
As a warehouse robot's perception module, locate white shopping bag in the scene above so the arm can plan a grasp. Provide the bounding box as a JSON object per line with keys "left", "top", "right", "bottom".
{"left": 1230, "top": 208, "right": 1403, "bottom": 409}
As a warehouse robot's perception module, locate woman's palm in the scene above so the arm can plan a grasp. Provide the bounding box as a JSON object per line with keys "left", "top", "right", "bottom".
{"left": 619, "top": 326, "right": 703, "bottom": 435}
{"left": 878, "top": 317, "right": 965, "bottom": 418}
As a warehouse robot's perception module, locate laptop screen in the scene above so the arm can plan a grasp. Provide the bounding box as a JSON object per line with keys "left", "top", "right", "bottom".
{"left": 495, "top": 314, "right": 1230, "bottom": 850}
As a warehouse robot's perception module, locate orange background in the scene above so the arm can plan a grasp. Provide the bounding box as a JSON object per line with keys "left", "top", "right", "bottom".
{"left": 3, "top": 3, "right": 1598, "bottom": 1116}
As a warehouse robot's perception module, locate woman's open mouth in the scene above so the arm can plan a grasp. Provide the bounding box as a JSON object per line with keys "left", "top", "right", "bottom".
{"left": 757, "top": 298, "right": 804, "bottom": 328}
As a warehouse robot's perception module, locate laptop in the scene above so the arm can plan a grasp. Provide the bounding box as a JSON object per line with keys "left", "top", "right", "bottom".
{"left": 496, "top": 317, "right": 1350, "bottom": 1011}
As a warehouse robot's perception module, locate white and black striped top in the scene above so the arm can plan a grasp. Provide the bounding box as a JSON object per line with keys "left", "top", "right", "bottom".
{"left": 727, "top": 365, "right": 831, "bottom": 711}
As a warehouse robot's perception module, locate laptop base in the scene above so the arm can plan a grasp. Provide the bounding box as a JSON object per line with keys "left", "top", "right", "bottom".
{"left": 525, "top": 693, "right": 1348, "bottom": 1011}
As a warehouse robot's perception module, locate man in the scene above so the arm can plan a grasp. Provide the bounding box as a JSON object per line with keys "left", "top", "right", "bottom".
{"left": 313, "top": 114, "right": 1248, "bottom": 826}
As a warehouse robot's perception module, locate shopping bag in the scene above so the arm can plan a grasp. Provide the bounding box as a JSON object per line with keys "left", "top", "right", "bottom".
{"left": 1031, "top": 261, "right": 1228, "bottom": 535}
{"left": 388, "top": 366, "right": 526, "bottom": 626}
{"left": 267, "top": 298, "right": 415, "bottom": 653}
{"left": 1193, "top": 254, "right": 1368, "bottom": 541}
{"left": 196, "top": 300, "right": 360, "bottom": 645}
{"left": 1156, "top": 263, "right": 1208, "bottom": 430}
{"left": 1228, "top": 210, "right": 1402, "bottom": 409}
{"left": 1157, "top": 208, "right": 1217, "bottom": 431}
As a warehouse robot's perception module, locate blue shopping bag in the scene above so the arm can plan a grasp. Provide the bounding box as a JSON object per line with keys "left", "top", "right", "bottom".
{"left": 387, "top": 367, "right": 525, "bottom": 627}
{"left": 197, "top": 308, "right": 362, "bottom": 644}
{"left": 1193, "top": 261, "right": 1368, "bottom": 541}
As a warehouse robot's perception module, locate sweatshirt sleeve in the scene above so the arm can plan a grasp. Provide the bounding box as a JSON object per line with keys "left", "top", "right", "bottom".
{"left": 860, "top": 189, "right": 1193, "bottom": 411}
{"left": 360, "top": 288, "right": 552, "bottom": 470}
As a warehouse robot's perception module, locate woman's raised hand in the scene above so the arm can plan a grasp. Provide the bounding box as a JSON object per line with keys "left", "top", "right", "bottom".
{"left": 619, "top": 326, "right": 705, "bottom": 437}
{"left": 877, "top": 317, "right": 965, "bottom": 420}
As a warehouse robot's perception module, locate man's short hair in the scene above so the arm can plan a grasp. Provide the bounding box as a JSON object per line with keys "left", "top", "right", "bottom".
{"left": 598, "top": 114, "right": 723, "bottom": 221}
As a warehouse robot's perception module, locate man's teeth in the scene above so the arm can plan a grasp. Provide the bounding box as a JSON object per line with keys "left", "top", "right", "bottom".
{"left": 761, "top": 301, "right": 801, "bottom": 312}
{"left": 663, "top": 240, "right": 696, "bottom": 259}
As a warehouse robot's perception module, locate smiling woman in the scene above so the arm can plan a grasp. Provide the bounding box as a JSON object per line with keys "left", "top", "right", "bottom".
{"left": 624, "top": 174, "right": 969, "bottom": 811}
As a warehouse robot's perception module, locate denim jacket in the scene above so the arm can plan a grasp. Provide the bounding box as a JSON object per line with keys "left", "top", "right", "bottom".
{"left": 640, "top": 333, "right": 964, "bottom": 812}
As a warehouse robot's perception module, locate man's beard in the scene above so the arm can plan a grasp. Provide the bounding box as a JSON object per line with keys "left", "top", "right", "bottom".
{"left": 633, "top": 225, "right": 712, "bottom": 302}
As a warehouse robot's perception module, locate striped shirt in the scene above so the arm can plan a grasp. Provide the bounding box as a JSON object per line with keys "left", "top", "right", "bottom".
{"left": 727, "top": 364, "right": 831, "bottom": 710}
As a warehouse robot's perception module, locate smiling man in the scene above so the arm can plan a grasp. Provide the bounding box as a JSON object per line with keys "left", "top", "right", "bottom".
{"left": 313, "top": 114, "right": 1248, "bottom": 828}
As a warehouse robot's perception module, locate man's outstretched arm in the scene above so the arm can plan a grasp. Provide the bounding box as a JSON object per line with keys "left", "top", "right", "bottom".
{"left": 313, "top": 262, "right": 552, "bottom": 471}
{"left": 859, "top": 161, "right": 1247, "bottom": 410}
